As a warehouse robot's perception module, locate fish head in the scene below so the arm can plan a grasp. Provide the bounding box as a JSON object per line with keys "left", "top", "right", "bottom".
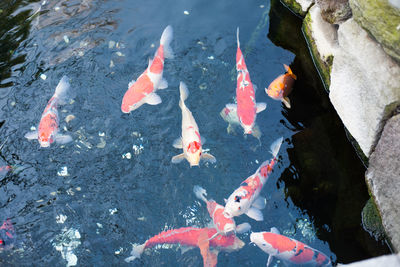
{"left": 39, "top": 132, "right": 53, "bottom": 147}
{"left": 250, "top": 232, "right": 276, "bottom": 255}
{"left": 186, "top": 141, "right": 202, "bottom": 166}
{"left": 223, "top": 191, "right": 248, "bottom": 218}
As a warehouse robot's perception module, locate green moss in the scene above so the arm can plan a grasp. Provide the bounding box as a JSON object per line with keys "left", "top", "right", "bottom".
{"left": 350, "top": 0, "right": 400, "bottom": 63}
{"left": 302, "top": 11, "right": 332, "bottom": 91}
{"left": 280, "top": 0, "right": 307, "bottom": 17}
{"left": 362, "top": 198, "right": 386, "bottom": 241}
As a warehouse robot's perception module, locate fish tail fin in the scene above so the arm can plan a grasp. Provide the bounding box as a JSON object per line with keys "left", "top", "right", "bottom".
{"left": 236, "top": 27, "right": 240, "bottom": 47}
{"left": 269, "top": 137, "right": 283, "bottom": 158}
{"left": 179, "top": 81, "right": 189, "bottom": 108}
{"left": 54, "top": 75, "right": 70, "bottom": 104}
{"left": 160, "top": 25, "right": 174, "bottom": 59}
{"left": 284, "top": 64, "right": 297, "bottom": 80}
{"left": 125, "top": 243, "right": 146, "bottom": 262}
{"left": 193, "top": 185, "right": 208, "bottom": 203}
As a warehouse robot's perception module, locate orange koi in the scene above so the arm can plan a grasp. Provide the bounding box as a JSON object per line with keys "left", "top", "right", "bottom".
{"left": 266, "top": 64, "right": 297, "bottom": 108}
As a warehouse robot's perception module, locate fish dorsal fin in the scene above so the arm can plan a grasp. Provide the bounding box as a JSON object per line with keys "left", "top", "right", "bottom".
{"left": 284, "top": 64, "right": 297, "bottom": 80}
{"left": 198, "top": 229, "right": 211, "bottom": 266}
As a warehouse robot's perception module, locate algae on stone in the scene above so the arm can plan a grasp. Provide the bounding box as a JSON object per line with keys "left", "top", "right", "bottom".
{"left": 281, "top": 0, "right": 313, "bottom": 17}
{"left": 362, "top": 198, "right": 386, "bottom": 241}
{"left": 350, "top": 0, "right": 400, "bottom": 63}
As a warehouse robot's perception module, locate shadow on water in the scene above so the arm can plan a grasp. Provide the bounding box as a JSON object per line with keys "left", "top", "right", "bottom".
{"left": 268, "top": 0, "right": 390, "bottom": 263}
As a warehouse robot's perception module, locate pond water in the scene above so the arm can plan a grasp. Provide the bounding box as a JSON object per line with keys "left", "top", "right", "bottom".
{"left": 0, "top": 0, "right": 390, "bottom": 266}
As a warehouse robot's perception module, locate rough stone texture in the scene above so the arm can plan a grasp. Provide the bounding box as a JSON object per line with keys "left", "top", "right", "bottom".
{"left": 302, "top": 5, "right": 338, "bottom": 89}
{"left": 281, "top": 0, "right": 314, "bottom": 17}
{"left": 366, "top": 114, "right": 400, "bottom": 252}
{"left": 316, "top": 0, "right": 352, "bottom": 24}
{"left": 340, "top": 253, "right": 400, "bottom": 266}
{"left": 329, "top": 19, "right": 400, "bottom": 156}
{"left": 350, "top": 0, "right": 400, "bottom": 62}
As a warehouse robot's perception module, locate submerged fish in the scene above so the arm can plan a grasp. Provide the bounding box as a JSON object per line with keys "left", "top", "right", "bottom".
{"left": 125, "top": 227, "right": 245, "bottom": 267}
{"left": 0, "top": 166, "right": 12, "bottom": 176}
{"left": 250, "top": 227, "right": 331, "bottom": 267}
{"left": 224, "top": 137, "right": 283, "bottom": 221}
{"left": 121, "top": 25, "right": 174, "bottom": 113}
{"left": 25, "top": 76, "right": 73, "bottom": 147}
{"left": 193, "top": 185, "right": 251, "bottom": 239}
{"left": 265, "top": 64, "right": 297, "bottom": 109}
{"left": 171, "top": 82, "right": 216, "bottom": 167}
{"left": 0, "top": 219, "right": 16, "bottom": 250}
{"left": 224, "top": 27, "right": 266, "bottom": 136}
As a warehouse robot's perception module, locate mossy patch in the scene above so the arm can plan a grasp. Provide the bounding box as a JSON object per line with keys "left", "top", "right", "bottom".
{"left": 302, "top": 11, "right": 332, "bottom": 91}
{"left": 362, "top": 198, "right": 386, "bottom": 241}
{"left": 280, "top": 0, "right": 307, "bottom": 17}
{"left": 350, "top": 0, "right": 400, "bottom": 63}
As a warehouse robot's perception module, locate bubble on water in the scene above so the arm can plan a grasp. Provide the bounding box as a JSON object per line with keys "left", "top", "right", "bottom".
{"left": 40, "top": 74, "right": 47, "bottom": 80}
{"left": 11, "top": 101, "right": 16, "bottom": 106}
{"left": 96, "top": 138, "right": 106, "bottom": 149}
{"left": 52, "top": 227, "right": 81, "bottom": 267}
{"left": 296, "top": 218, "right": 316, "bottom": 242}
{"left": 109, "top": 208, "right": 118, "bottom": 215}
{"left": 96, "top": 223, "right": 103, "bottom": 228}
{"left": 67, "top": 188, "right": 75, "bottom": 196}
{"left": 63, "top": 35, "right": 70, "bottom": 44}
{"left": 76, "top": 187, "right": 81, "bottom": 191}
{"left": 98, "top": 132, "right": 105, "bottom": 137}
{"left": 56, "top": 214, "right": 67, "bottom": 224}
{"left": 150, "top": 43, "right": 155, "bottom": 48}
{"left": 78, "top": 51, "right": 84, "bottom": 57}
{"left": 30, "top": 126, "right": 36, "bottom": 131}
{"left": 199, "top": 83, "right": 207, "bottom": 90}
{"left": 132, "top": 144, "right": 144, "bottom": 155}
{"left": 207, "top": 55, "right": 214, "bottom": 60}
{"left": 54, "top": 6, "right": 60, "bottom": 11}
{"left": 79, "top": 140, "right": 92, "bottom": 149}
{"left": 137, "top": 216, "right": 146, "bottom": 221}
{"left": 122, "top": 152, "right": 131, "bottom": 159}
{"left": 108, "top": 40, "right": 116, "bottom": 49}
{"left": 183, "top": 10, "right": 189, "bottom": 15}
{"left": 260, "top": 5, "right": 265, "bottom": 8}
{"left": 57, "top": 166, "right": 69, "bottom": 177}
{"left": 255, "top": 159, "right": 259, "bottom": 164}
{"left": 131, "top": 131, "right": 141, "bottom": 137}
{"left": 115, "top": 51, "right": 124, "bottom": 57}
{"left": 115, "top": 247, "right": 124, "bottom": 255}
{"left": 109, "top": 60, "right": 115, "bottom": 68}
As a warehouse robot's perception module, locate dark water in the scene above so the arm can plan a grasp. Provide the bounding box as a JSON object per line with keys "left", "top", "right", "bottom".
{"left": 0, "top": 0, "right": 390, "bottom": 266}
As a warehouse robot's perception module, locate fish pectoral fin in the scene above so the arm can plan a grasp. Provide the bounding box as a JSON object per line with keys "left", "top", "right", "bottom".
{"left": 251, "top": 124, "right": 262, "bottom": 140}
{"left": 172, "top": 138, "right": 183, "bottom": 149}
{"left": 158, "top": 78, "right": 168, "bottom": 89}
{"left": 201, "top": 153, "right": 216, "bottom": 164}
{"left": 253, "top": 84, "right": 258, "bottom": 91}
{"left": 225, "top": 103, "right": 237, "bottom": 111}
{"left": 283, "top": 97, "right": 291, "bottom": 109}
{"left": 236, "top": 222, "right": 251, "bottom": 234}
{"left": 180, "top": 246, "right": 194, "bottom": 255}
{"left": 144, "top": 93, "right": 162, "bottom": 105}
{"left": 128, "top": 79, "right": 136, "bottom": 88}
{"left": 24, "top": 131, "right": 38, "bottom": 140}
{"left": 206, "top": 249, "right": 219, "bottom": 267}
{"left": 55, "top": 134, "right": 73, "bottom": 144}
{"left": 270, "top": 227, "right": 280, "bottom": 234}
{"left": 256, "top": 102, "right": 267, "bottom": 113}
{"left": 267, "top": 255, "right": 274, "bottom": 267}
{"left": 252, "top": 197, "right": 266, "bottom": 210}
{"left": 171, "top": 153, "right": 186, "bottom": 164}
{"left": 201, "top": 136, "right": 206, "bottom": 145}
{"left": 245, "top": 207, "right": 264, "bottom": 221}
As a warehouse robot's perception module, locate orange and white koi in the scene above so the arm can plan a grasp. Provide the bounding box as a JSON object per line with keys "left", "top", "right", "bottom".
{"left": 224, "top": 27, "right": 266, "bottom": 136}
{"left": 266, "top": 64, "right": 297, "bottom": 108}
{"left": 121, "top": 25, "right": 174, "bottom": 113}
{"left": 171, "top": 82, "right": 216, "bottom": 167}
{"left": 224, "top": 137, "right": 283, "bottom": 221}
{"left": 193, "top": 185, "right": 251, "bottom": 239}
{"left": 250, "top": 227, "right": 331, "bottom": 267}
{"left": 125, "top": 227, "right": 245, "bottom": 267}
{"left": 24, "top": 76, "right": 72, "bottom": 147}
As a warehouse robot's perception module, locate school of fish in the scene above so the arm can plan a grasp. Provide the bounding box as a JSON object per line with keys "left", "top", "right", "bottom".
{"left": 6, "top": 25, "right": 333, "bottom": 266}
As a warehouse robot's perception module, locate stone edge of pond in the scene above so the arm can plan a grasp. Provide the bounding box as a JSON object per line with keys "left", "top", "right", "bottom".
{"left": 276, "top": 0, "right": 400, "bottom": 254}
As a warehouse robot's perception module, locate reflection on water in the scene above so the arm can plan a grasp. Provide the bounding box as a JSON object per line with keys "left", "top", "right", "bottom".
{"left": 0, "top": 0, "right": 389, "bottom": 266}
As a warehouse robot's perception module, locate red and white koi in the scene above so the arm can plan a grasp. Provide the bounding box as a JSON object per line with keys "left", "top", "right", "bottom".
{"left": 193, "top": 185, "right": 251, "bottom": 239}
{"left": 121, "top": 25, "right": 174, "bottom": 113}
{"left": 24, "top": 76, "right": 72, "bottom": 147}
{"left": 250, "top": 227, "right": 332, "bottom": 267}
{"left": 0, "top": 166, "right": 12, "bottom": 176}
{"left": 223, "top": 137, "right": 283, "bottom": 221}
{"left": 0, "top": 219, "right": 16, "bottom": 250}
{"left": 171, "top": 82, "right": 216, "bottom": 167}
{"left": 125, "top": 227, "right": 245, "bottom": 267}
{"left": 224, "top": 27, "right": 266, "bottom": 136}
{"left": 266, "top": 64, "right": 297, "bottom": 108}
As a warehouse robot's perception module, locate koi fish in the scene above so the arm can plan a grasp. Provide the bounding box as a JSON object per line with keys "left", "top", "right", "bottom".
{"left": 224, "top": 137, "right": 283, "bottom": 221}
{"left": 265, "top": 64, "right": 297, "bottom": 109}
{"left": 250, "top": 227, "right": 331, "bottom": 267}
{"left": 121, "top": 25, "right": 174, "bottom": 113}
{"left": 193, "top": 185, "right": 251, "bottom": 239}
{"left": 125, "top": 227, "right": 245, "bottom": 267}
{"left": 24, "top": 76, "right": 72, "bottom": 147}
{"left": 0, "top": 166, "right": 12, "bottom": 176}
{"left": 171, "top": 82, "right": 216, "bottom": 167}
{"left": 0, "top": 219, "right": 16, "bottom": 250}
{"left": 224, "top": 27, "right": 266, "bottom": 136}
